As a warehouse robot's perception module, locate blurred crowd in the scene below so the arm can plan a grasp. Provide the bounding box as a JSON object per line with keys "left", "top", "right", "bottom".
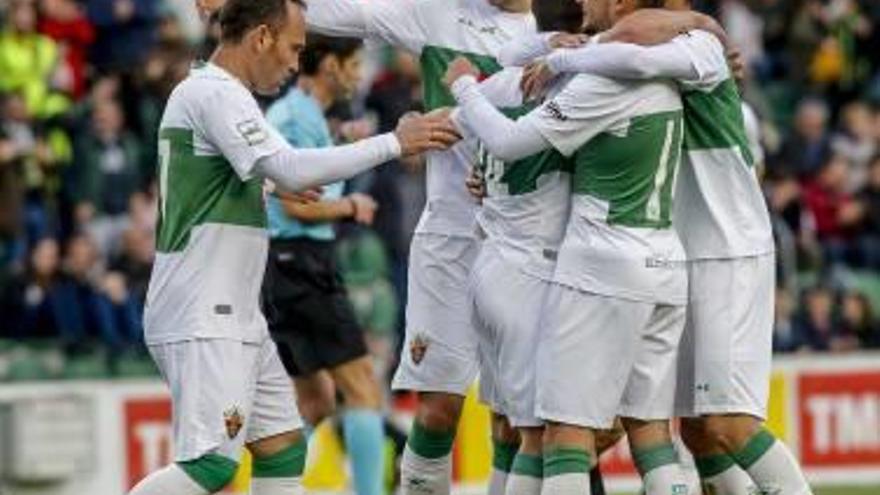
{"left": 0, "top": 0, "right": 878, "bottom": 380}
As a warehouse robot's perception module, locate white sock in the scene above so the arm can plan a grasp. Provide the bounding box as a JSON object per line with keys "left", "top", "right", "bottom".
{"left": 702, "top": 464, "right": 756, "bottom": 495}
{"left": 400, "top": 444, "right": 452, "bottom": 495}
{"left": 507, "top": 472, "right": 542, "bottom": 495}
{"left": 128, "top": 464, "right": 209, "bottom": 495}
{"left": 736, "top": 435, "right": 812, "bottom": 495}
{"left": 541, "top": 473, "right": 589, "bottom": 495}
{"left": 250, "top": 476, "right": 304, "bottom": 495}
{"left": 642, "top": 464, "right": 690, "bottom": 495}
{"left": 489, "top": 468, "right": 509, "bottom": 495}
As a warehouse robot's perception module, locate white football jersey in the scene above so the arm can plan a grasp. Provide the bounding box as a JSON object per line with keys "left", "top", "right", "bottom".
{"left": 307, "top": 0, "right": 537, "bottom": 237}
{"left": 144, "top": 62, "right": 288, "bottom": 344}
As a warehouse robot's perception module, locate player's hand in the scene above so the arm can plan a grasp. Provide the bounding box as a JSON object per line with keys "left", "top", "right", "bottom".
{"left": 726, "top": 46, "right": 746, "bottom": 83}
{"left": 521, "top": 61, "right": 555, "bottom": 101}
{"left": 548, "top": 32, "right": 589, "bottom": 49}
{"left": 394, "top": 111, "right": 461, "bottom": 156}
{"left": 275, "top": 187, "right": 324, "bottom": 203}
{"left": 466, "top": 166, "right": 486, "bottom": 202}
{"left": 348, "top": 192, "right": 378, "bottom": 225}
{"left": 443, "top": 56, "right": 480, "bottom": 89}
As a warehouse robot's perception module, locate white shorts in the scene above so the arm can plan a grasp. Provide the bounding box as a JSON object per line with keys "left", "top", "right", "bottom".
{"left": 536, "top": 285, "right": 686, "bottom": 429}
{"left": 149, "top": 337, "right": 302, "bottom": 462}
{"left": 471, "top": 244, "right": 549, "bottom": 427}
{"left": 675, "top": 254, "right": 775, "bottom": 419}
{"left": 392, "top": 233, "right": 481, "bottom": 395}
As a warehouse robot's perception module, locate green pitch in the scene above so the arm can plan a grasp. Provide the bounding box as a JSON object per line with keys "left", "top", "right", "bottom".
{"left": 815, "top": 486, "right": 880, "bottom": 495}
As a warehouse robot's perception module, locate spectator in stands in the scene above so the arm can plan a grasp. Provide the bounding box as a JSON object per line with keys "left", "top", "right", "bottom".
{"left": 11, "top": 237, "right": 64, "bottom": 339}
{"left": 776, "top": 98, "right": 832, "bottom": 178}
{"left": 802, "top": 154, "right": 864, "bottom": 266}
{"left": 72, "top": 98, "right": 142, "bottom": 256}
{"left": 0, "top": 0, "right": 69, "bottom": 119}
{"left": 86, "top": 0, "right": 159, "bottom": 71}
{"left": 839, "top": 290, "right": 878, "bottom": 349}
{"left": 832, "top": 101, "right": 876, "bottom": 189}
{"left": 38, "top": 0, "right": 95, "bottom": 101}
{"left": 857, "top": 154, "right": 880, "bottom": 268}
{"left": 773, "top": 287, "right": 800, "bottom": 353}
{"left": 794, "top": 286, "right": 838, "bottom": 352}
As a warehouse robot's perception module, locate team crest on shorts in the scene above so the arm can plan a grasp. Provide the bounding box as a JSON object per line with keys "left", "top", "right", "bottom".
{"left": 223, "top": 407, "right": 244, "bottom": 439}
{"left": 410, "top": 334, "right": 429, "bottom": 365}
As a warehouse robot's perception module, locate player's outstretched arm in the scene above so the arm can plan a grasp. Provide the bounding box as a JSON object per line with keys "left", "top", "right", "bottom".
{"left": 496, "top": 32, "right": 589, "bottom": 68}
{"left": 305, "top": 0, "right": 427, "bottom": 53}
{"left": 544, "top": 40, "right": 700, "bottom": 81}
{"left": 254, "top": 114, "right": 459, "bottom": 192}
{"left": 445, "top": 58, "right": 550, "bottom": 163}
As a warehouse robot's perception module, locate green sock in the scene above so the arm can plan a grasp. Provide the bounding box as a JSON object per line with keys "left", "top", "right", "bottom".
{"left": 407, "top": 421, "right": 456, "bottom": 459}
{"left": 543, "top": 448, "right": 591, "bottom": 495}
{"left": 251, "top": 439, "right": 307, "bottom": 478}
{"left": 631, "top": 442, "right": 679, "bottom": 477}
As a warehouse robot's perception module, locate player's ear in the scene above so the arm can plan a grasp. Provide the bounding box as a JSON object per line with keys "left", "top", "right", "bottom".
{"left": 250, "top": 24, "right": 275, "bottom": 53}
{"left": 321, "top": 55, "right": 342, "bottom": 78}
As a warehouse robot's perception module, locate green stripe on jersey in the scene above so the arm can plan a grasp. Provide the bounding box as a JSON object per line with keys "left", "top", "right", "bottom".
{"left": 478, "top": 105, "right": 572, "bottom": 196}
{"left": 572, "top": 110, "right": 684, "bottom": 228}
{"left": 420, "top": 45, "right": 502, "bottom": 110}
{"left": 156, "top": 128, "right": 266, "bottom": 253}
{"left": 682, "top": 78, "right": 753, "bottom": 166}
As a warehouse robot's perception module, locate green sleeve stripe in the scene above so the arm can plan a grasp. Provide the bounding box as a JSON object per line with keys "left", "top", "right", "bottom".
{"left": 511, "top": 453, "right": 543, "bottom": 478}
{"left": 407, "top": 421, "right": 456, "bottom": 459}
{"left": 178, "top": 454, "right": 239, "bottom": 492}
{"left": 252, "top": 438, "right": 308, "bottom": 478}
{"left": 694, "top": 453, "right": 736, "bottom": 478}
{"left": 731, "top": 428, "right": 776, "bottom": 469}
{"left": 631, "top": 442, "right": 679, "bottom": 477}
{"left": 492, "top": 440, "right": 519, "bottom": 472}
{"left": 543, "top": 447, "right": 592, "bottom": 477}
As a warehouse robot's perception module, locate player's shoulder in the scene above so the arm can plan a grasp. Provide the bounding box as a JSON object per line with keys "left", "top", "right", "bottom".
{"left": 674, "top": 29, "right": 728, "bottom": 74}
{"left": 170, "top": 62, "right": 253, "bottom": 113}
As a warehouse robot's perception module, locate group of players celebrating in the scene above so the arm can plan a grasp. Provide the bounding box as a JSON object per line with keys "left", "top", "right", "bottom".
{"left": 128, "top": 0, "right": 816, "bottom": 495}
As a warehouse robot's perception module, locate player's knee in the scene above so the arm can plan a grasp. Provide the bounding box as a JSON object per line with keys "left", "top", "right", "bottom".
{"left": 178, "top": 453, "right": 239, "bottom": 493}
{"left": 680, "top": 417, "right": 712, "bottom": 453}
{"left": 491, "top": 413, "right": 518, "bottom": 444}
{"left": 335, "top": 361, "right": 381, "bottom": 409}
{"left": 416, "top": 392, "right": 464, "bottom": 432}
{"left": 702, "top": 415, "right": 760, "bottom": 452}
{"left": 298, "top": 396, "right": 336, "bottom": 425}
{"left": 595, "top": 420, "right": 625, "bottom": 454}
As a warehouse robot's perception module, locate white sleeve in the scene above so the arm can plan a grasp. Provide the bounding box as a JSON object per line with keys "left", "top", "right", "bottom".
{"left": 546, "top": 40, "right": 699, "bottom": 82}
{"left": 450, "top": 76, "right": 551, "bottom": 162}
{"left": 253, "top": 133, "right": 401, "bottom": 191}
{"left": 198, "top": 87, "right": 286, "bottom": 181}
{"left": 518, "top": 74, "right": 630, "bottom": 157}
{"left": 741, "top": 102, "right": 765, "bottom": 165}
{"left": 305, "top": 0, "right": 430, "bottom": 53}
{"left": 496, "top": 32, "right": 555, "bottom": 67}
{"left": 669, "top": 31, "right": 729, "bottom": 91}
{"left": 478, "top": 68, "right": 525, "bottom": 107}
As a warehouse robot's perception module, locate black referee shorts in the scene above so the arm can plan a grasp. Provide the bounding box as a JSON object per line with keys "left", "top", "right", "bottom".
{"left": 262, "top": 238, "right": 368, "bottom": 377}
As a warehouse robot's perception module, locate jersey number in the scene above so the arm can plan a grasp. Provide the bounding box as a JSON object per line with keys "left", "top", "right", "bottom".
{"left": 646, "top": 119, "right": 677, "bottom": 223}
{"left": 158, "top": 138, "right": 171, "bottom": 221}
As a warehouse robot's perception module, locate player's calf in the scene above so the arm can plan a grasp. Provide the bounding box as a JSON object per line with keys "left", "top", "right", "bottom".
{"left": 680, "top": 418, "right": 755, "bottom": 495}
{"left": 248, "top": 430, "right": 307, "bottom": 495}
{"left": 400, "top": 392, "right": 465, "bottom": 495}
{"left": 620, "top": 418, "right": 690, "bottom": 495}
{"left": 490, "top": 414, "right": 520, "bottom": 495}
{"left": 541, "top": 422, "right": 595, "bottom": 495}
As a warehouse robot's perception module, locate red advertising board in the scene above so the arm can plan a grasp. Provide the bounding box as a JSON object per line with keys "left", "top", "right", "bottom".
{"left": 125, "top": 398, "right": 173, "bottom": 489}
{"left": 800, "top": 371, "right": 880, "bottom": 467}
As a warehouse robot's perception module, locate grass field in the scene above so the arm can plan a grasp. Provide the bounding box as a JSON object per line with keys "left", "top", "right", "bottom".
{"left": 814, "top": 487, "right": 880, "bottom": 495}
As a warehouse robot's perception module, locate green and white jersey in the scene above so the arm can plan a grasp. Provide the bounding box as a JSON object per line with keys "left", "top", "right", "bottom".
{"left": 307, "top": 0, "right": 536, "bottom": 237}
{"left": 469, "top": 68, "right": 571, "bottom": 279}
{"left": 671, "top": 31, "right": 774, "bottom": 259}
{"left": 522, "top": 74, "right": 688, "bottom": 305}
{"left": 144, "top": 63, "right": 287, "bottom": 344}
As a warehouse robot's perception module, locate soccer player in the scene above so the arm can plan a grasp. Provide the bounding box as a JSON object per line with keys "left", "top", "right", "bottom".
{"left": 262, "top": 34, "right": 386, "bottom": 495}
{"left": 130, "top": 0, "right": 458, "bottom": 493}
{"left": 445, "top": 0, "right": 695, "bottom": 491}
{"left": 304, "top": 2, "right": 538, "bottom": 494}
{"left": 499, "top": 3, "right": 814, "bottom": 494}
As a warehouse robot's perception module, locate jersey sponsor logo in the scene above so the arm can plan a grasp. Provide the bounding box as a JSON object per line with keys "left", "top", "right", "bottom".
{"left": 214, "top": 304, "right": 233, "bottom": 315}
{"left": 236, "top": 119, "right": 268, "bottom": 146}
{"left": 543, "top": 101, "right": 568, "bottom": 121}
{"left": 410, "top": 333, "right": 430, "bottom": 365}
{"left": 223, "top": 406, "right": 244, "bottom": 439}
{"left": 456, "top": 16, "right": 500, "bottom": 35}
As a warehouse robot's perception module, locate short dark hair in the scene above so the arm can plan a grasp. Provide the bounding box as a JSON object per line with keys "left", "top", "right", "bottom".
{"left": 219, "top": 0, "right": 307, "bottom": 43}
{"left": 300, "top": 34, "right": 364, "bottom": 76}
{"left": 636, "top": 0, "right": 666, "bottom": 8}
{"left": 533, "top": 0, "right": 583, "bottom": 34}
